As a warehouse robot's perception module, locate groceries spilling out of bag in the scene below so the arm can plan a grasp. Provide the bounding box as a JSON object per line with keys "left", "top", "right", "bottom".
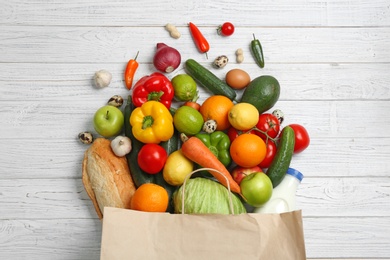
{"left": 79, "top": 24, "right": 310, "bottom": 259}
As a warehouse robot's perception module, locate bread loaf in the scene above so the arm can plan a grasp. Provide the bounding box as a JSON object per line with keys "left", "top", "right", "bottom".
{"left": 82, "top": 138, "right": 136, "bottom": 219}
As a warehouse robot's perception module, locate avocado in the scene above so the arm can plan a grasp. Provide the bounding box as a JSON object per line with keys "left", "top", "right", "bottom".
{"left": 240, "top": 75, "right": 280, "bottom": 114}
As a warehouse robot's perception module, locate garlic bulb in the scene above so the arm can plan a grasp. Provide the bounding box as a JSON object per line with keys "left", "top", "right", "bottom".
{"left": 93, "top": 70, "right": 112, "bottom": 88}
{"left": 110, "top": 136, "right": 132, "bottom": 157}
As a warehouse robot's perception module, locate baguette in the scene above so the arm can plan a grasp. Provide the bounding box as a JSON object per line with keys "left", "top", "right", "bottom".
{"left": 82, "top": 138, "right": 136, "bottom": 219}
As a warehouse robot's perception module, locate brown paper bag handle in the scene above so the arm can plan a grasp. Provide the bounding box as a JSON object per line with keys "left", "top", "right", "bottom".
{"left": 181, "top": 168, "right": 235, "bottom": 215}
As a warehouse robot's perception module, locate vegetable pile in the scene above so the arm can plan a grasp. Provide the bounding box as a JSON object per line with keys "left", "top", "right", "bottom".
{"left": 80, "top": 22, "right": 310, "bottom": 215}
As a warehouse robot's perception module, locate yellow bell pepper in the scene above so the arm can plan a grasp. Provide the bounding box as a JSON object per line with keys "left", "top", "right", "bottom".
{"left": 130, "top": 100, "right": 174, "bottom": 144}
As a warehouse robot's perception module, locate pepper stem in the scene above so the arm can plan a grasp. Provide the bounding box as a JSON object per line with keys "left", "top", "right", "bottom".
{"left": 142, "top": 115, "right": 154, "bottom": 129}
{"left": 134, "top": 51, "right": 139, "bottom": 60}
{"left": 147, "top": 91, "right": 164, "bottom": 101}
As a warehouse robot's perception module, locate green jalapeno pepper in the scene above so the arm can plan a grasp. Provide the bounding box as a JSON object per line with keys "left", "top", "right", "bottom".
{"left": 251, "top": 34, "right": 265, "bottom": 68}
{"left": 195, "top": 131, "right": 231, "bottom": 167}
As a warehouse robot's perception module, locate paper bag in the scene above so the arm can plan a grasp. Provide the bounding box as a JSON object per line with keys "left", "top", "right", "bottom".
{"left": 100, "top": 207, "right": 306, "bottom": 260}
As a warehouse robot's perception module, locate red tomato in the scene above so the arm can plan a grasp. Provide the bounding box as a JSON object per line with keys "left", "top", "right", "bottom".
{"left": 288, "top": 124, "right": 310, "bottom": 153}
{"left": 255, "top": 113, "right": 281, "bottom": 141}
{"left": 227, "top": 127, "right": 255, "bottom": 143}
{"left": 137, "top": 143, "right": 167, "bottom": 174}
{"left": 218, "top": 22, "right": 235, "bottom": 36}
{"left": 258, "top": 140, "right": 277, "bottom": 169}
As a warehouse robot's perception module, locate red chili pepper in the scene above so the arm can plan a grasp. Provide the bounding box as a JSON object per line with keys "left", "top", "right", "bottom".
{"left": 189, "top": 22, "right": 210, "bottom": 57}
{"left": 132, "top": 72, "right": 174, "bottom": 109}
{"left": 124, "top": 51, "right": 139, "bottom": 90}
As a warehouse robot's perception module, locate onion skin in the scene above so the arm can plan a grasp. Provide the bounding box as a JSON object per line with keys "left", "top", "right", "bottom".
{"left": 153, "top": 43, "right": 181, "bottom": 73}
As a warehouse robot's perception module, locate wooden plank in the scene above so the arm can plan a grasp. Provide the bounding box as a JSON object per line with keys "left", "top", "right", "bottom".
{"left": 304, "top": 216, "right": 390, "bottom": 258}
{"left": 0, "top": 217, "right": 389, "bottom": 259}
{"left": 0, "top": 178, "right": 97, "bottom": 220}
{"left": 0, "top": 26, "right": 389, "bottom": 63}
{"left": 298, "top": 177, "right": 390, "bottom": 217}
{"left": 0, "top": 218, "right": 101, "bottom": 260}
{"left": 0, "top": 137, "right": 389, "bottom": 179}
{"left": 1, "top": 63, "right": 389, "bottom": 101}
{"left": 0, "top": 177, "right": 389, "bottom": 219}
{"left": 1, "top": 0, "right": 389, "bottom": 27}
{"left": 1, "top": 100, "right": 389, "bottom": 139}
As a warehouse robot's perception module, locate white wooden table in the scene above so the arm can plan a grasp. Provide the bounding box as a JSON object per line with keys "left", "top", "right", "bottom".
{"left": 1, "top": 1, "right": 389, "bottom": 259}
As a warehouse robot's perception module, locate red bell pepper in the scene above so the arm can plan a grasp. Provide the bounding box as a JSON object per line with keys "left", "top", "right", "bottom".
{"left": 132, "top": 72, "right": 174, "bottom": 109}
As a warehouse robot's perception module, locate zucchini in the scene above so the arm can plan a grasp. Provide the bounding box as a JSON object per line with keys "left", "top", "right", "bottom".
{"left": 158, "top": 129, "right": 180, "bottom": 213}
{"left": 124, "top": 98, "right": 178, "bottom": 212}
{"left": 124, "top": 96, "right": 154, "bottom": 187}
{"left": 185, "top": 59, "right": 237, "bottom": 101}
{"left": 266, "top": 126, "right": 295, "bottom": 188}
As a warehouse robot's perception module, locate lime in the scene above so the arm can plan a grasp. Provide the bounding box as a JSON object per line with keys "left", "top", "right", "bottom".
{"left": 173, "top": 106, "right": 204, "bottom": 135}
{"left": 163, "top": 150, "right": 194, "bottom": 186}
{"left": 171, "top": 74, "right": 197, "bottom": 101}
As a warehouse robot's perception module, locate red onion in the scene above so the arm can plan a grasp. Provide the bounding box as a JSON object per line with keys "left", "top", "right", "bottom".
{"left": 153, "top": 43, "right": 181, "bottom": 73}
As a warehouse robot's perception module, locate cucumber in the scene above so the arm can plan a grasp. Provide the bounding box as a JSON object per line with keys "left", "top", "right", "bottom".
{"left": 266, "top": 126, "right": 295, "bottom": 188}
{"left": 124, "top": 97, "right": 154, "bottom": 187}
{"left": 241, "top": 75, "right": 280, "bottom": 114}
{"left": 185, "top": 59, "right": 237, "bottom": 101}
{"left": 124, "top": 98, "right": 178, "bottom": 212}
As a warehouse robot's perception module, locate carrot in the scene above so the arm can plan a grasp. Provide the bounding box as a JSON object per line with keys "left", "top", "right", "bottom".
{"left": 181, "top": 136, "right": 241, "bottom": 194}
{"left": 183, "top": 101, "right": 201, "bottom": 111}
{"left": 183, "top": 91, "right": 201, "bottom": 111}
{"left": 124, "top": 51, "right": 139, "bottom": 90}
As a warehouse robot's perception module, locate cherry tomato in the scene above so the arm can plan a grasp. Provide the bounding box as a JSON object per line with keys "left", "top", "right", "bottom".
{"left": 227, "top": 127, "right": 255, "bottom": 143}
{"left": 254, "top": 113, "right": 281, "bottom": 141}
{"left": 217, "top": 22, "right": 235, "bottom": 36}
{"left": 288, "top": 124, "right": 310, "bottom": 153}
{"left": 258, "top": 140, "right": 277, "bottom": 169}
{"left": 137, "top": 143, "right": 167, "bottom": 174}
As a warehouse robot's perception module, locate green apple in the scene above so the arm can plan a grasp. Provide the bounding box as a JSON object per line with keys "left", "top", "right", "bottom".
{"left": 240, "top": 172, "right": 273, "bottom": 207}
{"left": 93, "top": 105, "right": 124, "bottom": 137}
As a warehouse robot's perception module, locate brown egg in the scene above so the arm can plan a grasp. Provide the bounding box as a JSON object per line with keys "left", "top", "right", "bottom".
{"left": 225, "top": 69, "right": 251, "bottom": 90}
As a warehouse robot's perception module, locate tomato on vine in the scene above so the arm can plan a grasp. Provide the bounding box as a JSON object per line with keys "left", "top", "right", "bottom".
{"left": 254, "top": 113, "right": 281, "bottom": 141}
{"left": 227, "top": 126, "right": 255, "bottom": 143}
{"left": 258, "top": 140, "right": 277, "bottom": 169}
{"left": 217, "top": 22, "right": 235, "bottom": 36}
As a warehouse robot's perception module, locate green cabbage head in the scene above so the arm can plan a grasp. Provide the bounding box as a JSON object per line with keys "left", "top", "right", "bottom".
{"left": 173, "top": 177, "right": 246, "bottom": 214}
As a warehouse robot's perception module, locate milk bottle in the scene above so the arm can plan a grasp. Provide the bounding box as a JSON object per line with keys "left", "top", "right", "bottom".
{"left": 254, "top": 168, "right": 303, "bottom": 214}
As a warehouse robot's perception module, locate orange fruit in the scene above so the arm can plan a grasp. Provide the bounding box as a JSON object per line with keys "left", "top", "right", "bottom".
{"left": 130, "top": 183, "right": 169, "bottom": 212}
{"left": 199, "top": 95, "right": 234, "bottom": 131}
{"left": 230, "top": 133, "right": 267, "bottom": 167}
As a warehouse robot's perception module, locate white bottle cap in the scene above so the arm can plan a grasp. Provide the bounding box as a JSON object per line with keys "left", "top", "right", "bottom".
{"left": 286, "top": 168, "right": 304, "bottom": 182}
